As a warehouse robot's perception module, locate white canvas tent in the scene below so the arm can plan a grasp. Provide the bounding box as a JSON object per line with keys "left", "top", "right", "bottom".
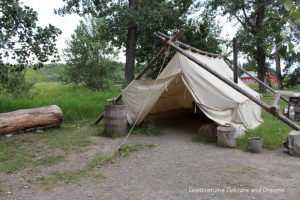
{"left": 122, "top": 50, "right": 262, "bottom": 136}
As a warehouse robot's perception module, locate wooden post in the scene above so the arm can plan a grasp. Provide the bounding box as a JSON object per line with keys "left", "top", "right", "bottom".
{"left": 270, "top": 93, "right": 281, "bottom": 113}
{"left": 233, "top": 37, "right": 238, "bottom": 84}
{"left": 94, "top": 29, "right": 186, "bottom": 124}
{"left": 288, "top": 131, "right": 300, "bottom": 156}
{"left": 154, "top": 32, "right": 300, "bottom": 131}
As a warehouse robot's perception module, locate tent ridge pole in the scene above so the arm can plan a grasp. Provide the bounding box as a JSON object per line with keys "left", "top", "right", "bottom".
{"left": 154, "top": 33, "right": 300, "bottom": 131}
{"left": 156, "top": 32, "right": 225, "bottom": 58}
{"left": 156, "top": 32, "right": 288, "bottom": 103}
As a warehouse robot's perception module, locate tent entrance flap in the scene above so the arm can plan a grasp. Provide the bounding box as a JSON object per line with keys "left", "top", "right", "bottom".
{"left": 137, "top": 74, "right": 213, "bottom": 126}
{"left": 122, "top": 51, "right": 263, "bottom": 131}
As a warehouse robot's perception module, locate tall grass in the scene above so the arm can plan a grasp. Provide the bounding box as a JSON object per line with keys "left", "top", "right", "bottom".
{"left": 0, "top": 67, "right": 119, "bottom": 123}
{"left": 0, "top": 83, "right": 118, "bottom": 122}
{"left": 236, "top": 93, "right": 297, "bottom": 150}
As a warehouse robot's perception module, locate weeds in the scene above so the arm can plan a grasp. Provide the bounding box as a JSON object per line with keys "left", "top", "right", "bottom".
{"left": 33, "top": 156, "right": 65, "bottom": 167}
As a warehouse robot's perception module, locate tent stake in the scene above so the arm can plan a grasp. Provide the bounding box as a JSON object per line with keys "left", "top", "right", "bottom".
{"left": 154, "top": 32, "right": 300, "bottom": 131}
{"left": 94, "top": 29, "right": 185, "bottom": 124}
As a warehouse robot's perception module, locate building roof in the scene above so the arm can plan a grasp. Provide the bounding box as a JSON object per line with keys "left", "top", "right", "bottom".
{"left": 240, "top": 71, "right": 257, "bottom": 78}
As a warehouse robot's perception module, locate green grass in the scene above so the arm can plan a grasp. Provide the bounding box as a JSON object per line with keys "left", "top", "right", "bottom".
{"left": 36, "top": 168, "right": 103, "bottom": 189}
{"left": 0, "top": 125, "right": 99, "bottom": 174}
{"left": 236, "top": 93, "right": 295, "bottom": 150}
{"left": 41, "top": 125, "right": 95, "bottom": 151}
{"left": 193, "top": 93, "right": 299, "bottom": 150}
{"left": 33, "top": 155, "right": 65, "bottom": 167}
{"left": 88, "top": 154, "right": 115, "bottom": 168}
{"left": 192, "top": 135, "right": 217, "bottom": 144}
{"left": 0, "top": 82, "right": 118, "bottom": 123}
{"left": 119, "top": 143, "right": 155, "bottom": 156}
{"left": 132, "top": 127, "right": 163, "bottom": 136}
{"left": 37, "top": 143, "right": 154, "bottom": 189}
{"left": 0, "top": 138, "right": 44, "bottom": 173}
{"left": 236, "top": 109, "right": 292, "bottom": 150}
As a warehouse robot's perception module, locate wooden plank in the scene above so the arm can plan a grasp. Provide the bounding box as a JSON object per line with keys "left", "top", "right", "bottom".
{"left": 155, "top": 33, "right": 300, "bottom": 131}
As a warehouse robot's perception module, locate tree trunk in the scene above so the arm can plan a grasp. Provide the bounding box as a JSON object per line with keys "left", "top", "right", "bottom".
{"left": 125, "top": 0, "right": 139, "bottom": 85}
{"left": 275, "top": 48, "right": 283, "bottom": 89}
{"left": 0, "top": 105, "right": 63, "bottom": 134}
{"left": 254, "top": 0, "right": 267, "bottom": 93}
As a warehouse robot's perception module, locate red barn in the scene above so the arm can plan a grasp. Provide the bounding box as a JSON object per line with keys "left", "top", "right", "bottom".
{"left": 240, "top": 71, "right": 279, "bottom": 84}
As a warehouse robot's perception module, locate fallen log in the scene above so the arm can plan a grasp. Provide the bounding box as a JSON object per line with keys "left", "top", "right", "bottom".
{"left": 0, "top": 105, "right": 63, "bottom": 134}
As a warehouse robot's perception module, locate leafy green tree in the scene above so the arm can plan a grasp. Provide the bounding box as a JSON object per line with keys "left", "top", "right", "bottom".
{"left": 0, "top": 0, "right": 61, "bottom": 96}
{"left": 64, "top": 17, "right": 120, "bottom": 90}
{"left": 0, "top": 0, "right": 61, "bottom": 68}
{"left": 206, "top": 0, "right": 299, "bottom": 92}
{"left": 283, "top": 51, "right": 300, "bottom": 88}
{"left": 56, "top": 0, "right": 193, "bottom": 85}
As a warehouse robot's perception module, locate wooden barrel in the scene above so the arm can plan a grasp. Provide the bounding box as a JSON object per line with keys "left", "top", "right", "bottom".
{"left": 104, "top": 104, "right": 127, "bottom": 136}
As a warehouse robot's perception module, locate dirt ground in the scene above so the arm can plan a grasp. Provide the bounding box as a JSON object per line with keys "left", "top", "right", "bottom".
{"left": 1, "top": 121, "right": 300, "bottom": 200}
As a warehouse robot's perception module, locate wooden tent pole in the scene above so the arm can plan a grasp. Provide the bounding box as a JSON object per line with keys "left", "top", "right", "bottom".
{"left": 237, "top": 66, "right": 289, "bottom": 103}
{"left": 94, "top": 29, "right": 185, "bottom": 124}
{"left": 156, "top": 32, "right": 225, "bottom": 58}
{"left": 233, "top": 37, "right": 238, "bottom": 84}
{"left": 157, "top": 32, "right": 289, "bottom": 103}
{"left": 154, "top": 33, "right": 300, "bottom": 131}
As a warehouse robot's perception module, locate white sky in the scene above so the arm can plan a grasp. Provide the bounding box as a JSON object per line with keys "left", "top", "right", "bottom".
{"left": 20, "top": 0, "right": 237, "bottom": 63}
{"left": 20, "top": 0, "right": 82, "bottom": 60}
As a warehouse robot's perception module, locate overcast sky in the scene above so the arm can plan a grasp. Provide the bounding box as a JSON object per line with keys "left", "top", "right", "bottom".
{"left": 21, "top": 0, "right": 82, "bottom": 60}
{"left": 20, "top": 0, "right": 237, "bottom": 63}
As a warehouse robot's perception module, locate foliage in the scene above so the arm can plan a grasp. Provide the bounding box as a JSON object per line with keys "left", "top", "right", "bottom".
{"left": 282, "top": 51, "right": 300, "bottom": 87}
{"left": 0, "top": 64, "right": 35, "bottom": 97}
{"left": 64, "top": 17, "right": 120, "bottom": 90}
{"left": 0, "top": 0, "right": 61, "bottom": 96}
{"left": 0, "top": 82, "right": 119, "bottom": 123}
{"left": 56, "top": 0, "right": 195, "bottom": 84}
{"left": 285, "top": 67, "right": 300, "bottom": 87}
{"left": 206, "top": 0, "right": 299, "bottom": 92}
{"left": 0, "top": 0, "right": 61, "bottom": 69}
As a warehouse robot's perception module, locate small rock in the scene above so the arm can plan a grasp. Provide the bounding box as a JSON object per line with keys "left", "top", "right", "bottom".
{"left": 36, "top": 129, "right": 43, "bottom": 134}
{"left": 6, "top": 191, "right": 12, "bottom": 195}
{"left": 5, "top": 134, "right": 13, "bottom": 138}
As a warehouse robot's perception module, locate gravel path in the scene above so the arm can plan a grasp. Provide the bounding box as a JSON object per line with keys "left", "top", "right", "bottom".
{"left": 2, "top": 124, "right": 300, "bottom": 200}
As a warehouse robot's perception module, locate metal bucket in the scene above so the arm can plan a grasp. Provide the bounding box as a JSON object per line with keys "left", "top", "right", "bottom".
{"left": 104, "top": 104, "right": 127, "bottom": 136}
{"left": 248, "top": 137, "right": 263, "bottom": 153}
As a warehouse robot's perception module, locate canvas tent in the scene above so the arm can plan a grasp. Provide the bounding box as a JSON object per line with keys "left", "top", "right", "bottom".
{"left": 122, "top": 50, "right": 263, "bottom": 136}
